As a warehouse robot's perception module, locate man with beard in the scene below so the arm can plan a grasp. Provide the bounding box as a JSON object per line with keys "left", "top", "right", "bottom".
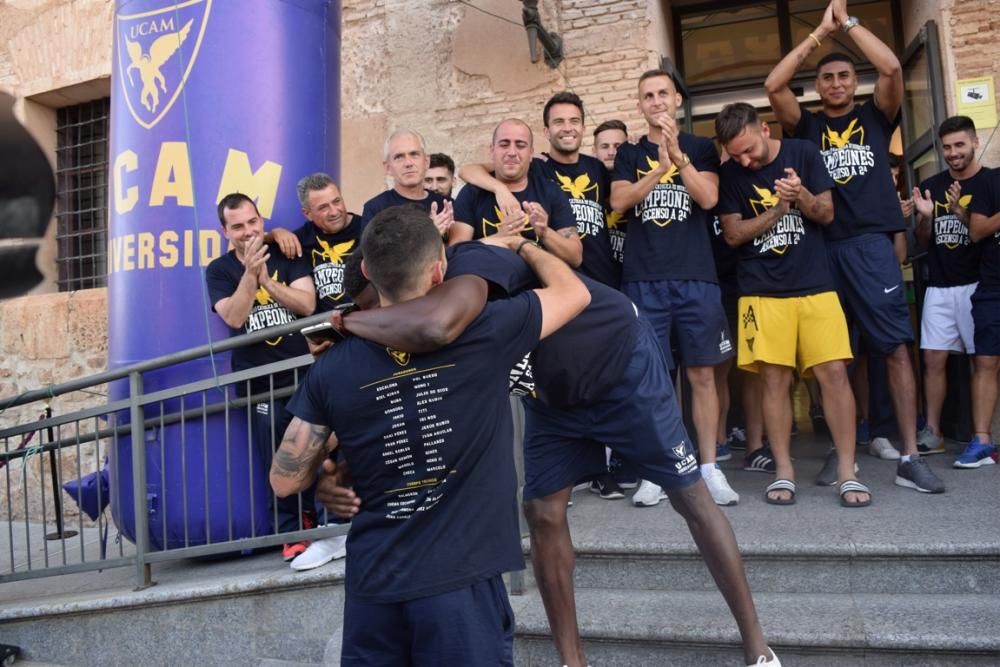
{"left": 911, "top": 116, "right": 992, "bottom": 466}
{"left": 449, "top": 118, "right": 583, "bottom": 269}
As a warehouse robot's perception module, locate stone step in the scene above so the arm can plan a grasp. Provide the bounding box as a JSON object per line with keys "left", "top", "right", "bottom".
{"left": 511, "top": 587, "right": 1000, "bottom": 666}
{"left": 522, "top": 543, "right": 1000, "bottom": 595}
{"left": 0, "top": 555, "right": 347, "bottom": 666}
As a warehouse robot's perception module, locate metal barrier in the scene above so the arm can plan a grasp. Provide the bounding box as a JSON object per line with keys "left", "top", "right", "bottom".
{"left": 0, "top": 312, "right": 350, "bottom": 590}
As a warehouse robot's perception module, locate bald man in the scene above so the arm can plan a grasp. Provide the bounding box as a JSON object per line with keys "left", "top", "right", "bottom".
{"left": 449, "top": 119, "right": 582, "bottom": 268}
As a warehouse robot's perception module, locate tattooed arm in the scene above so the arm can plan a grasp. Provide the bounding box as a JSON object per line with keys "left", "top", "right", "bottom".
{"left": 270, "top": 417, "right": 335, "bottom": 497}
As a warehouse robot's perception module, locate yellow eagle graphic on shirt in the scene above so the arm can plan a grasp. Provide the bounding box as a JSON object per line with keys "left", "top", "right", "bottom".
{"left": 748, "top": 186, "right": 791, "bottom": 255}
{"left": 555, "top": 172, "right": 598, "bottom": 200}
{"left": 312, "top": 239, "right": 355, "bottom": 267}
{"left": 822, "top": 118, "right": 865, "bottom": 150}
{"left": 637, "top": 156, "right": 679, "bottom": 184}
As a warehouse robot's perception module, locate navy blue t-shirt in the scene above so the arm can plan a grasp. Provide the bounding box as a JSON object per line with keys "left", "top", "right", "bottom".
{"left": 918, "top": 168, "right": 990, "bottom": 287}
{"left": 533, "top": 154, "right": 621, "bottom": 288}
{"left": 718, "top": 139, "right": 835, "bottom": 298}
{"left": 446, "top": 242, "right": 639, "bottom": 408}
{"left": 205, "top": 246, "right": 311, "bottom": 392}
{"left": 359, "top": 189, "right": 448, "bottom": 232}
{"left": 293, "top": 215, "right": 363, "bottom": 311}
{"left": 709, "top": 210, "right": 739, "bottom": 298}
{"left": 607, "top": 209, "right": 628, "bottom": 268}
{"left": 452, "top": 174, "right": 577, "bottom": 244}
{"left": 612, "top": 133, "right": 720, "bottom": 283}
{"left": 288, "top": 292, "right": 542, "bottom": 604}
{"left": 793, "top": 99, "right": 904, "bottom": 240}
{"left": 968, "top": 167, "right": 1000, "bottom": 292}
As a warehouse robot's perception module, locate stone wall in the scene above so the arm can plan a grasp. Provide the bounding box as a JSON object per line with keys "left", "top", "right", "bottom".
{"left": 0, "top": 288, "right": 108, "bottom": 523}
{"left": 903, "top": 0, "right": 1000, "bottom": 167}
{"left": 340, "top": 0, "right": 663, "bottom": 207}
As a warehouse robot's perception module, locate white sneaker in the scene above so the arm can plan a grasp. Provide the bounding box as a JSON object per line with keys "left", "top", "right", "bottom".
{"left": 748, "top": 647, "right": 781, "bottom": 666}
{"left": 868, "top": 437, "right": 901, "bottom": 460}
{"left": 632, "top": 479, "right": 667, "bottom": 507}
{"left": 290, "top": 534, "right": 347, "bottom": 571}
{"left": 704, "top": 466, "right": 739, "bottom": 506}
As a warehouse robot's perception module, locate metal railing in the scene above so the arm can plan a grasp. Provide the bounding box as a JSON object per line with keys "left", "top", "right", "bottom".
{"left": 0, "top": 312, "right": 349, "bottom": 590}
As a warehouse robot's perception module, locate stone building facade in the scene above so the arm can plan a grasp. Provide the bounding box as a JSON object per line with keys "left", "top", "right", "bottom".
{"left": 1, "top": 0, "right": 999, "bottom": 520}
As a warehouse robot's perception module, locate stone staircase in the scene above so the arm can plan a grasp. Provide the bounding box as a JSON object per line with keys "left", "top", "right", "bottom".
{"left": 1, "top": 435, "right": 998, "bottom": 666}
{"left": 512, "top": 435, "right": 1000, "bottom": 666}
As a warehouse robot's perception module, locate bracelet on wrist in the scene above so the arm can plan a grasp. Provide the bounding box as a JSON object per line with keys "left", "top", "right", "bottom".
{"left": 808, "top": 32, "right": 822, "bottom": 47}
{"left": 515, "top": 239, "right": 536, "bottom": 256}
{"left": 674, "top": 153, "right": 692, "bottom": 170}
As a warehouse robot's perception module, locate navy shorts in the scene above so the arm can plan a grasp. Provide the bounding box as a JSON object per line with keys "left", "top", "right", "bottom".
{"left": 623, "top": 279, "right": 734, "bottom": 369}
{"left": 972, "top": 290, "right": 1000, "bottom": 356}
{"left": 522, "top": 319, "right": 701, "bottom": 501}
{"left": 341, "top": 574, "right": 514, "bottom": 667}
{"left": 827, "top": 233, "right": 913, "bottom": 357}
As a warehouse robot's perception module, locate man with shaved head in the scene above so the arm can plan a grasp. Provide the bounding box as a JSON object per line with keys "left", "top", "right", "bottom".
{"left": 360, "top": 128, "right": 454, "bottom": 237}
{"left": 449, "top": 118, "right": 583, "bottom": 268}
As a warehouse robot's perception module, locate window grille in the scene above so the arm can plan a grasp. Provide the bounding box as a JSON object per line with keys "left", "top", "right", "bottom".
{"left": 55, "top": 98, "right": 110, "bottom": 291}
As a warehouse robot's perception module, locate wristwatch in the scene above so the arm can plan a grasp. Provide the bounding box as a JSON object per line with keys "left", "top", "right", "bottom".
{"left": 841, "top": 16, "right": 859, "bottom": 32}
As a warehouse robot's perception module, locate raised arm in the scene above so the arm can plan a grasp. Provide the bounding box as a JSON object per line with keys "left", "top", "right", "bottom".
{"left": 458, "top": 162, "right": 522, "bottom": 219}
{"left": 970, "top": 212, "right": 1000, "bottom": 243}
{"left": 485, "top": 236, "right": 590, "bottom": 338}
{"left": 265, "top": 226, "right": 303, "bottom": 259}
{"left": 213, "top": 237, "right": 268, "bottom": 329}
{"left": 912, "top": 186, "right": 934, "bottom": 246}
{"left": 526, "top": 201, "right": 583, "bottom": 267}
{"left": 338, "top": 275, "right": 489, "bottom": 353}
{"left": 765, "top": 3, "right": 840, "bottom": 134}
{"left": 662, "top": 117, "right": 719, "bottom": 210}
{"left": 270, "top": 417, "right": 333, "bottom": 497}
{"left": 832, "top": 0, "right": 902, "bottom": 121}
{"left": 610, "top": 138, "right": 672, "bottom": 212}
{"left": 721, "top": 203, "right": 790, "bottom": 247}
{"left": 261, "top": 271, "right": 316, "bottom": 316}
{"left": 779, "top": 168, "right": 832, "bottom": 224}
{"left": 797, "top": 188, "right": 834, "bottom": 225}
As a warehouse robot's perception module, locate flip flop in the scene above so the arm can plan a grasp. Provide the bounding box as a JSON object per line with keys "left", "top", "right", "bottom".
{"left": 839, "top": 479, "right": 872, "bottom": 508}
{"left": 764, "top": 479, "right": 796, "bottom": 505}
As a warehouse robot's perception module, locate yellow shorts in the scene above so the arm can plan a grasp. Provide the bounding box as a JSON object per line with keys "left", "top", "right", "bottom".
{"left": 737, "top": 291, "right": 853, "bottom": 375}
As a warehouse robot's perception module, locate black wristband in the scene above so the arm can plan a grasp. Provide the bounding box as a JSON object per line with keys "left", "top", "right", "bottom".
{"left": 515, "top": 239, "right": 535, "bottom": 256}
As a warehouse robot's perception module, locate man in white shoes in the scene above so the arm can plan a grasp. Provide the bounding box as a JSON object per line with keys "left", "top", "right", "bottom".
{"left": 610, "top": 69, "right": 739, "bottom": 507}
{"left": 289, "top": 533, "right": 347, "bottom": 571}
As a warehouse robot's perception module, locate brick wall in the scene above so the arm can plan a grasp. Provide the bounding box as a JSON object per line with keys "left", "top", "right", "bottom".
{"left": 340, "top": 0, "right": 664, "bottom": 204}
{"left": 946, "top": 0, "right": 1000, "bottom": 167}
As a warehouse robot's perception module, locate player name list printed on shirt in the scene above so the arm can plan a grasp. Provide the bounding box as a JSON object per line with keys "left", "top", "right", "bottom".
{"left": 371, "top": 362, "right": 455, "bottom": 521}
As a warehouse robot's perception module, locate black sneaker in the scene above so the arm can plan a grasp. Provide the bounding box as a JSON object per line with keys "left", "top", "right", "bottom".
{"left": 895, "top": 457, "right": 945, "bottom": 493}
{"left": 744, "top": 446, "right": 777, "bottom": 473}
{"left": 726, "top": 427, "right": 748, "bottom": 451}
{"left": 588, "top": 475, "right": 625, "bottom": 500}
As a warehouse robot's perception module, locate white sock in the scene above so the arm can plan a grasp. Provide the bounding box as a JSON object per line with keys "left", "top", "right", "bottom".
{"left": 700, "top": 463, "right": 716, "bottom": 478}
{"left": 901, "top": 454, "right": 914, "bottom": 463}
